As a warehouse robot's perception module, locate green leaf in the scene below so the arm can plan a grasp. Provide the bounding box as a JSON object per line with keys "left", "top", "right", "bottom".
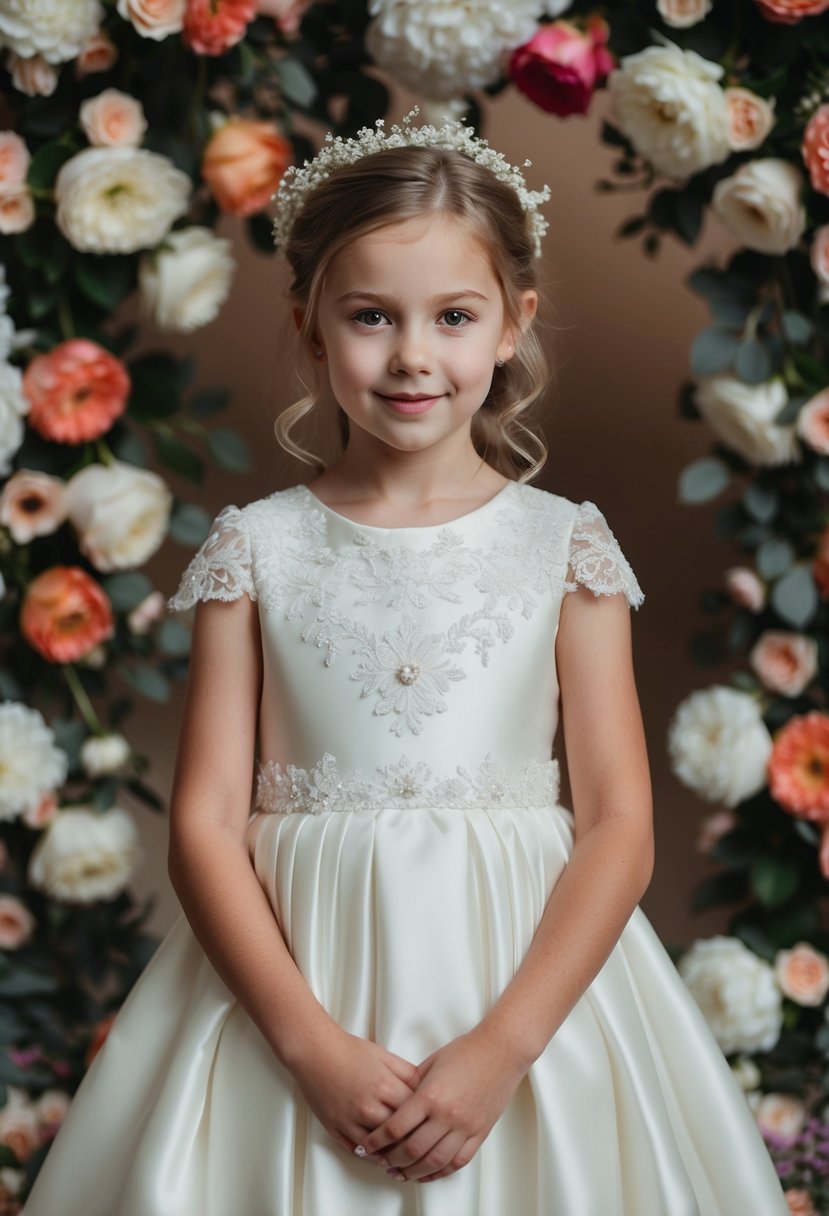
{"left": 153, "top": 432, "right": 203, "bottom": 482}
{"left": 128, "top": 362, "right": 180, "bottom": 421}
{"left": 168, "top": 501, "right": 212, "bottom": 544}
{"left": 188, "top": 387, "right": 230, "bottom": 418}
{"left": 0, "top": 965, "right": 58, "bottom": 997}
{"left": 276, "top": 57, "right": 318, "bottom": 107}
{"left": 101, "top": 571, "right": 154, "bottom": 612}
{"left": 691, "top": 870, "right": 747, "bottom": 913}
{"left": 743, "top": 484, "right": 778, "bottom": 524}
{"left": 771, "top": 564, "right": 818, "bottom": 628}
{"left": 206, "top": 427, "right": 249, "bottom": 473}
{"left": 157, "top": 617, "right": 191, "bottom": 657}
{"left": 118, "top": 664, "right": 171, "bottom": 703}
{"left": 750, "top": 855, "right": 800, "bottom": 908}
{"left": 73, "top": 255, "right": 135, "bottom": 312}
{"left": 690, "top": 327, "right": 740, "bottom": 376}
{"left": 27, "top": 140, "right": 76, "bottom": 190}
{"left": 756, "top": 537, "right": 794, "bottom": 579}
{"left": 735, "top": 337, "right": 772, "bottom": 385}
{"left": 782, "top": 310, "right": 814, "bottom": 346}
{"left": 678, "top": 457, "right": 730, "bottom": 503}
{"left": 675, "top": 193, "right": 703, "bottom": 246}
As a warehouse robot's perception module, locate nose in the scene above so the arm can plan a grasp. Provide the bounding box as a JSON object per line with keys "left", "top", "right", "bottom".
{"left": 388, "top": 324, "right": 431, "bottom": 376}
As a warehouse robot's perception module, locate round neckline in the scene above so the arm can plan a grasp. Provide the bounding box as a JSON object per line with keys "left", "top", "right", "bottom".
{"left": 299, "top": 479, "right": 516, "bottom": 533}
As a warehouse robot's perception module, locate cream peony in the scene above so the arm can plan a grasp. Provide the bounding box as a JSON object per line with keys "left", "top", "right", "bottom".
{"left": 116, "top": 0, "right": 186, "bottom": 40}
{"left": 64, "top": 458, "right": 172, "bottom": 571}
{"left": 27, "top": 805, "right": 143, "bottom": 904}
{"left": 80, "top": 732, "right": 131, "bottom": 778}
{"left": 754, "top": 1092, "right": 806, "bottom": 1143}
{"left": 138, "top": 226, "right": 235, "bottom": 332}
{"left": 364, "top": 0, "right": 541, "bottom": 100}
{"left": 0, "top": 362, "right": 31, "bottom": 477}
{"left": 0, "top": 0, "right": 103, "bottom": 63}
{"left": 667, "top": 684, "right": 773, "bottom": 806}
{"left": 0, "top": 701, "right": 68, "bottom": 822}
{"left": 79, "top": 88, "right": 147, "bottom": 148}
{"left": 656, "top": 0, "right": 712, "bottom": 26}
{"left": 54, "top": 146, "right": 190, "bottom": 254}
{"left": 678, "top": 935, "right": 784, "bottom": 1054}
{"left": 693, "top": 374, "right": 800, "bottom": 467}
{"left": 711, "top": 158, "right": 807, "bottom": 255}
{"left": 606, "top": 40, "right": 730, "bottom": 181}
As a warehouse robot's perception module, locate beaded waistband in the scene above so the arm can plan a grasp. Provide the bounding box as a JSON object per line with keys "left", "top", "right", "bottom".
{"left": 253, "top": 751, "right": 561, "bottom": 815}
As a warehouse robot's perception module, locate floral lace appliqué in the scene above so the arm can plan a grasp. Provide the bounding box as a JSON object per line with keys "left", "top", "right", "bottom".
{"left": 563, "top": 500, "right": 645, "bottom": 610}
{"left": 166, "top": 504, "right": 255, "bottom": 612}
{"left": 253, "top": 751, "right": 562, "bottom": 814}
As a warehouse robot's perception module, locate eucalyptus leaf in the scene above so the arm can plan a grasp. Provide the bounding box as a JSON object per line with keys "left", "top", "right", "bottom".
{"left": 153, "top": 433, "right": 203, "bottom": 482}
{"left": 742, "top": 484, "right": 778, "bottom": 524}
{"left": 277, "top": 57, "right": 318, "bottom": 107}
{"left": 678, "top": 457, "right": 730, "bottom": 503}
{"left": 157, "top": 617, "right": 191, "bottom": 657}
{"left": 782, "top": 310, "right": 814, "bottom": 345}
{"left": 207, "top": 427, "right": 250, "bottom": 473}
{"left": 188, "top": 388, "right": 230, "bottom": 419}
{"left": 756, "top": 537, "right": 794, "bottom": 579}
{"left": 101, "top": 571, "right": 154, "bottom": 612}
{"left": 750, "top": 855, "right": 799, "bottom": 908}
{"left": 27, "top": 140, "right": 76, "bottom": 190}
{"left": 771, "top": 564, "right": 818, "bottom": 628}
{"left": 735, "top": 337, "right": 772, "bottom": 385}
{"left": 169, "top": 501, "right": 212, "bottom": 544}
{"left": 118, "top": 664, "right": 171, "bottom": 703}
{"left": 690, "top": 328, "right": 740, "bottom": 376}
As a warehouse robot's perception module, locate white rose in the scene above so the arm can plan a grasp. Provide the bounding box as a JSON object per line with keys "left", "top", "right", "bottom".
{"left": 64, "top": 458, "right": 172, "bottom": 571}
{"left": 711, "top": 158, "right": 807, "bottom": 255}
{"left": 730, "top": 1055, "right": 762, "bottom": 1091}
{"left": 0, "top": 364, "right": 27, "bottom": 477}
{"left": 606, "top": 40, "right": 730, "bottom": 181}
{"left": 116, "top": 0, "right": 186, "bottom": 40}
{"left": 693, "top": 374, "right": 800, "bottom": 467}
{"left": 656, "top": 0, "right": 712, "bottom": 27}
{"left": 54, "top": 146, "right": 190, "bottom": 254}
{"left": 34, "top": 1089, "right": 70, "bottom": 1128}
{"left": 138, "top": 227, "right": 235, "bottom": 333}
{"left": 27, "top": 805, "right": 143, "bottom": 904}
{"left": 365, "top": 0, "right": 540, "bottom": 100}
{"left": 80, "top": 732, "right": 131, "bottom": 778}
{"left": 79, "top": 88, "right": 147, "bottom": 148}
{"left": 0, "top": 1098, "right": 39, "bottom": 1162}
{"left": 7, "top": 52, "right": 59, "bottom": 97}
{"left": 0, "top": 0, "right": 103, "bottom": 64}
{"left": 678, "top": 935, "right": 783, "bottom": 1054}
{"left": 667, "top": 684, "right": 773, "bottom": 806}
{"left": 0, "top": 701, "right": 67, "bottom": 822}
{"left": 754, "top": 1093, "right": 806, "bottom": 1143}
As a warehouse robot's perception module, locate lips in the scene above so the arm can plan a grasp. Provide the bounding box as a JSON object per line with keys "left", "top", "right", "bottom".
{"left": 378, "top": 392, "right": 442, "bottom": 415}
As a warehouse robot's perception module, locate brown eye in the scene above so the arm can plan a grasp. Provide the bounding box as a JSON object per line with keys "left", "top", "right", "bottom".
{"left": 354, "top": 310, "right": 386, "bottom": 326}
{"left": 442, "top": 310, "right": 471, "bottom": 328}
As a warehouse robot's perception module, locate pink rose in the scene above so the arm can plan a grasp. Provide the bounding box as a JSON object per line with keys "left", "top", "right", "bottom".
{"left": 755, "top": 1092, "right": 806, "bottom": 1142}
{"left": 127, "top": 589, "right": 166, "bottom": 633}
{"left": 802, "top": 103, "right": 829, "bottom": 197}
{"left": 775, "top": 941, "right": 829, "bottom": 1005}
{"left": 0, "top": 1100, "right": 40, "bottom": 1163}
{"left": 21, "top": 790, "right": 58, "bottom": 830}
{"left": 508, "top": 17, "right": 615, "bottom": 118}
{"left": 182, "top": 0, "right": 256, "bottom": 55}
{"left": 0, "top": 132, "right": 30, "bottom": 188}
{"left": 7, "top": 53, "right": 59, "bottom": 97}
{"left": 786, "top": 1189, "right": 818, "bottom": 1216}
{"left": 75, "top": 30, "right": 119, "bottom": 77}
{"left": 254, "top": 0, "right": 311, "bottom": 34}
{"left": 810, "top": 225, "right": 829, "bottom": 286}
{"left": 749, "top": 630, "right": 818, "bottom": 697}
{"left": 724, "top": 566, "right": 766, "bottom": 612}
{"left": 0, "top": 895, "right": 35, "bottom": 950}
{"left": 696, "top": 808, "right": 738, "bottom": 854}
{"left": 0, "top": 185, "right": 34, "bottom": 235}
{"left": 79, "top": 89, "right": 148, "bottom": 148}
{"left": 201, "top": 116, "right": 293, "bottom": 216}
{"left": 725, "top": 87, "right": 776, "bottom": 152}
{"left": 754, "top": 0, "right": 829, "bottom": 20}
{"left": 797, "top": 388, "right": 829, "bottom": 454}
{"left": 116, "top": 0, "right": 186, "bottom": 40}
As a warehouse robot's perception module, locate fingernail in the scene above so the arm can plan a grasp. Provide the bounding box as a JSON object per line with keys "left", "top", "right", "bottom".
{"left": 353, "top": 1145, "right": 366, "bottom": 1157}
{"left": 386, "top": 1168, "right": 404, "bottom": 1180}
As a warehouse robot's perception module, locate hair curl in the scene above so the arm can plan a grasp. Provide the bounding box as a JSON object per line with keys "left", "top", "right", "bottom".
{"left": 274, "top": 143, "right": 553, "bottom": 484}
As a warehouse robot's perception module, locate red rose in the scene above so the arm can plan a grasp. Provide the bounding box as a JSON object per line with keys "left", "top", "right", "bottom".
{"left": 508, "top": 17, "right": 615, "bottom": 118}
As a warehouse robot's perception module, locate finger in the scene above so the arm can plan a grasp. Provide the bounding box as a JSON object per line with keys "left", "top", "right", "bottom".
{"left": 386, "top": 1052, "right": 425, "bottom": 1091}
{"left": 357, "top": 1097, "right": 427, "bottom": 1157}
{"left": 397, "top": 1127, "right": 461, "bottom": 1180}
{"left": 417, "top": 1135, "right": 478, "bottom": 1183}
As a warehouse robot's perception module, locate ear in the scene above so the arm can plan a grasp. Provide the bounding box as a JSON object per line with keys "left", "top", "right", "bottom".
{"left": 497, "top": 289, "right": 538, "bottom": 363}
{"left": 291, "top": 305, "right": 304, "bottom": 334}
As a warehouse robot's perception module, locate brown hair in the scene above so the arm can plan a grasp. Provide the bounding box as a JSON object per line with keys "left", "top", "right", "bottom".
{"left": 274, "top": 143, "right": 553, "bottom": 483}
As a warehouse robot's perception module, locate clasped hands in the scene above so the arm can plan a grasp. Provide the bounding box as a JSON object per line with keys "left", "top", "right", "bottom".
{"left": 293, "top": 1022, "right": 530, "bottom": 1185}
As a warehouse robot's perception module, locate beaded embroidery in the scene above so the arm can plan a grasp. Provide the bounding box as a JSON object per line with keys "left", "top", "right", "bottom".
{"left": 253, "top": 751, "right": 561, "bottom": 814}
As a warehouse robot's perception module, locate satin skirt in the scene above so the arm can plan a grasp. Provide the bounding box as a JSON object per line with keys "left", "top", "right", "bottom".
{"left": 23, "top": 802, "right": 789, "bottom": 1215}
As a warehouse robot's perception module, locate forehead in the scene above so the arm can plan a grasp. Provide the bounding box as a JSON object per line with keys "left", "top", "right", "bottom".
{"left": 324, "top": 213, "right": 498, "bottom": 298}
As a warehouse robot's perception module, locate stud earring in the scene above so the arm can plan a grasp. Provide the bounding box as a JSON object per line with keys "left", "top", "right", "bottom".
{"left": 315, "top": 349, "right": 324, "bottom": 359}
{"left": 495, "top": 357, "right": 505, "bottom": 367}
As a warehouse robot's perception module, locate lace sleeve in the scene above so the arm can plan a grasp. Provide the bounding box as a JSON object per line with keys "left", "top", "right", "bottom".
{"left": 166, "top": 503, "right": 256, "bottom": 613}
{"left": 562, "top": 500, "right": 645, "bottom": 611}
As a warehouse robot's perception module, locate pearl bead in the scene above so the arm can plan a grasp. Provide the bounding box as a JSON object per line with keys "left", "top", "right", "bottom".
{"left": 397, "top": 662, "right": 420, "bottom": 685}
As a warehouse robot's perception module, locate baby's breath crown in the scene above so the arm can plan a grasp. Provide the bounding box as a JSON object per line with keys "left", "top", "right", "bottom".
{"left": 271, "top": 106, "right": 552, "bottom": 258}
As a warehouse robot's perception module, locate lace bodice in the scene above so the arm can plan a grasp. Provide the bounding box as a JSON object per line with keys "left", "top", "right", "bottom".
{"left": 166, "top": 481, "right": 644, "bottom": 813}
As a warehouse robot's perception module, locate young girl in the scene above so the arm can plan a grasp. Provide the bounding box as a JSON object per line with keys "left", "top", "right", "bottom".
{"left": 23, "top": 111, "right": 789, "bottom": 1215}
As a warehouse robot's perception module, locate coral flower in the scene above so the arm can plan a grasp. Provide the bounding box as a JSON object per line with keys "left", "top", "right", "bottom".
{"left": 183, "top": 0, "right": 256, "bottom": 55}
{"left": 801, "top": 103, "right": 829, "bottom": 198}
{"left": 768, "top": 711, "right": 829, "bottom": 877}
{"left": 813, "top": 525, "right": 829, "bottom": 599}
{"left": 21, "top": 566, "right": 114, "bottom": 664}
{"left": 22, "top": 340, "right": 130, "bottom": 444}
{"left": 201, "top": 117, "right": 293, "bottom": 217}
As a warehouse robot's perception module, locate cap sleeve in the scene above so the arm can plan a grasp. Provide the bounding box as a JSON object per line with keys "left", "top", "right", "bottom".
{"left": 166, "top": 503, "right": 255, "bottom": 613}
{"left": 563, "top": 499, "right": 645, "bottom": 611}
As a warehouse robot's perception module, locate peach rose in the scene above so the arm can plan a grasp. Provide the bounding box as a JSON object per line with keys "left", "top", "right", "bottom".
{"left": 749, "top": 630, "right": 818, "bottom": 697}
{"left": 21, "top": 790, "right": 58, "bottom": 830}
{"left": 116, "top": 0, "right": 186, "bottom": 40}
{"left": 22, "top": 339, "right": 130, "bottom": 444}
{"left": 254, "top": 0, "right": 311, "bottom": 34}
{"left": 34, "top": 1089, "right": 70, "bottom": 1132}
{"left": 755, "top": 1092, "right": 806, "bottom": 1142}
{"left": 813, "top": 525, "right": 829, "bottom": 600}
{"left": 754, "top": 0, "right": 829, "bottom": 20}
{"left": 7, "top": 53, "right": 59, "bottom": 98}
{"left": 127, "top": 589, "right": 166, "bottom": 633}
{"left": 797, "top": 388, "right": 829, "bottom": 454}
{"left": 0, "top": 896, "right": 35, "bottom": 950}
{"left": 79, "top": 88, "right": 147, "bottom": 148}
{"left": 0, "top": 1102, "right": 39, "bottom": 1164}
{"left": 696, "top": 808, "right": 738, "bottom": 854}
{"left": 656, "top": 0, "right": 712, "bottom": 25}
{"left": 75, "top": 29, "right": 119, "bottom": 76}
{"left": 20, "top": 566, "right": 114, "bottom": 664}
{"left": 724, "top": 87, "right": 775, "bottom": 151}
{"left": 182, "top": 0, "right": 255, "bottom": 55}
{"left": 0, "top": 185, "right": 34, "bottom": 235}
{"left": 810, "top": 225, "right": 829, "bottom": 300}
{"left": 201, "top": 117, "right": 292, "bottom": 217}
{"left": 802, "top": 104, "right": 829, "bottom": 197}
{"left": 775, "top": 941, "right": 829, "bottom": 1005}
{"left": 0, "top": 469, "right": 68, "bottom": 543}
{"left": 0, "top": 133, "right": 30, "bottom": 187}
{"left": 724, "top": 566, "right": 766, "bottom": 612}
{"left": 85, "top": 1013, "right": 116, "bottom": 1065}
{"left": 786, "top": 1189, "right": 818, "bottom": 1216}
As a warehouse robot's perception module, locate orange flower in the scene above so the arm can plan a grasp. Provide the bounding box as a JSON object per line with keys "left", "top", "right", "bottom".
{"left": 201, "top": 117, "right": 292, "bottom": 217}
{"left": 22, "top": 339, "right": 130, "bottom": 445}
{"left": 21, "top": 566, "right": 114, "bottom": 663}
{"left": 768, "top": 711, "right": 829, "bottom": 878}
{"left": 183, "top": 0, "right": 255, "bottom": 55}
{"left": 85, "top": 1013, "right": 117, "bottom": 1066}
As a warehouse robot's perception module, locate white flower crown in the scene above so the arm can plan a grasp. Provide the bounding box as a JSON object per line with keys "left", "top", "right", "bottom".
{"left": 270, "top": 105, "right": 552, "bottom": 258}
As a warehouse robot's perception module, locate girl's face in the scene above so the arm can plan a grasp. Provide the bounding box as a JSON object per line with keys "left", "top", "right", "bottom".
{"left": 305, "top": 212, "right": 537, "bottom": 455}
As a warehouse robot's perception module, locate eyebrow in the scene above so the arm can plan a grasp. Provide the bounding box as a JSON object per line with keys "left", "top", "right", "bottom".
{"left": 335, "top": 290, "right": 490, "bottom": 304}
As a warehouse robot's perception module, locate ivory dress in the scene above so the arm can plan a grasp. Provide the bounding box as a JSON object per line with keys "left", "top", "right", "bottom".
{"left": 23, "top": 479, "right": 789, "bottom": 1216}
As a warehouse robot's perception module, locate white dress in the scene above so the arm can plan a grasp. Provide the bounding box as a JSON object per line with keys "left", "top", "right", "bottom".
{"left": 23, "top": 479, "right": 789, "bottom": 1216}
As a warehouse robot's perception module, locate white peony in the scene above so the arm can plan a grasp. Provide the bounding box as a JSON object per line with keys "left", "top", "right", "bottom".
{"left": 64, "top": 458, "right": 173, "bottom": 572}
{"left": 667, "top": 684, "right": 773, "bottom": 806}
{"left": 27, "top": 805, "right": 143, "bottom": 904}
{"left": 365, "top": 0, "right": 541, "bottom": 100}
{"left": 606, "top": 40, "right": 730, "bottom": 181}
{"left": 54, "top": 146, "right": 190, "bottom": 255}
{"left": 0, "top": 0, "right": 103, "bottom": 64}
{"left": 0, "top": 362, "right": 29, "bottom": 476}
{"left": 0, "top": 702, "right": 68, "bottom": 822}
{"left": 693, "top": 374, "right": 800, "bottom": 467}
{"left": 138, "top": 227, "right": 235, "bottom": 333}
{"left": 711, "top": 158, "right": 807, "bottom": 256}
{"left": 678, "top": 935, "right": 783, "bottom": 1055}
{"left": 730, "top": 1055, "right": 762, "bottom": 1091}
{"left": 80, "top": 732, "right": 131, "bottom": 778}
{"left": 656, "top": 0, "right": 712, "bottom": 26}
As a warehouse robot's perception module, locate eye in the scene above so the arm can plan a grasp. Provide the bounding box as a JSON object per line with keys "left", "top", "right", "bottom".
{"left": 353, "top": 309, "right": 387, "bottom": 327}
{"left": 441, "top": 310, "right": 472, "bottom": 328}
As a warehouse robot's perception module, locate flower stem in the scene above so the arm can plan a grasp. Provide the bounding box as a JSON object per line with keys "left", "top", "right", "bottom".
{"left": 63, "top": 663, "right": 103, "bottom": 735}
